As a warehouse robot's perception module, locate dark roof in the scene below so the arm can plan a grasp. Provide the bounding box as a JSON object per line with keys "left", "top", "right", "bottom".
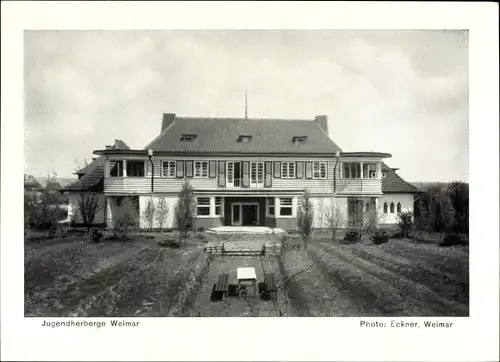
{"left": 145, "top": 117, "right": 342, "bottom": 154}
{"left": 382, "top": 163, "right": 421, "bottom": 194}
{"left": 64, "top": 157, "right": 105, "bottom": 192}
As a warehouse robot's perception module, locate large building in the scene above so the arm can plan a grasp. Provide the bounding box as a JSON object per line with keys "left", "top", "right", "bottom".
{"left": 65, "top": 113, "right": 420, "bottom": 229}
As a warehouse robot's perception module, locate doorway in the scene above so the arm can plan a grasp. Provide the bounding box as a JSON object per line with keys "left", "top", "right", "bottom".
{"left": 231, "top": 203, "right": 259, "bottom": 226}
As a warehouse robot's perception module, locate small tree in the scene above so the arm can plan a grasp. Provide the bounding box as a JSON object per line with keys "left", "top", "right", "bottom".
{"left": 174, "top": 181, "right": 196, "bottom": 240}
{"left": 77, "top": 192, "right": 102, "bottom": 225}
{"left": 434, "top": 187, "right": 456, "bottom": 241}
{"left": 34, "top": 172, "right": 64, "bottom": 237}
{"left": 396, "top": 211, "right": 413, "bottom": 238}
{"left": 112, "top": 198, "right": 139, "bottom": 241}
{"left": 324, "top": 201, "right": 345, "bottom": 243}
{"left": 156, "top": 196, "right": 169, "bottom": 232}
{"left": 143, "top": 196, "right": 156, "bottom": 231}
{"left": 296, "top": 190, "right": 314, "bottom": 250}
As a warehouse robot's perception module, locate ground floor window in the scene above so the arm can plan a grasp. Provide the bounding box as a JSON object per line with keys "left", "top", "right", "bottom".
{"left": 215, "top": 197, "right": 224, "bottom": 216}
{"left": 279, "top": 198, "right": 293, "bottom": 216}
{"left": 266, "top": 198, "right": 275, "bottom": 216}
{"left": 397, "top": 202, "right": 402, "bottom": 213}
{"left": 196, "top": 197, "right": 210, "bottom": 216}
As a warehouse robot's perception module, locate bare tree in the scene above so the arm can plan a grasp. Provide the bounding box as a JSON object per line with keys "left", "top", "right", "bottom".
{"left": 324, "top": 201, "right": 345, "bottom": 243}
{"left": 156, "top": 196, "right": 169, "bottom": 232}
{"left": 296, "top": 189, "right": 314, "bottom": 250}
{"left": 143, "top": 196, "right": 156, "bottom": 231}
{"left": 77, "top": 192, "right": 102, "bottom": 225}
{"left": 112, "top": 198, "right": 138, "bottom": 241}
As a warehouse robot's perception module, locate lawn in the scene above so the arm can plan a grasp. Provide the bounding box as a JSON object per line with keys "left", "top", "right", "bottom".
{"left": 25, "top": 231, "right": 469, "bottom": 317}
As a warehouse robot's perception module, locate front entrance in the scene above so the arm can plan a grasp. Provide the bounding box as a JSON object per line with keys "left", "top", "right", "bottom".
{"left": 231, "top": 203, "right": 259, "bottom": 226}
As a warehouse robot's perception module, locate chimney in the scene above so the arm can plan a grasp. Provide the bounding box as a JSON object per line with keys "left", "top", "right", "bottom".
{"left": 315, "top": 115, "right": 328, "bottom": 133}
{"left": 162, "top": 113, "right": 176, "bottom": 132}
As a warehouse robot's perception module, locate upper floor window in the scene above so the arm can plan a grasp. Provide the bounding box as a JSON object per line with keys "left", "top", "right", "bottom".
{"left": 194, "top": 161, "right": 209, "bottom": 178}
{"left": 279, "top": 198, "right": 293, "bottom": 216}
{"left": 313, "top": 161, "right": 327, "bottom": 179}
{"left": 343, "top": 162, "right": 361, "bottom": 179}
{"left": 196, "top": 197, "right": 210, "bottom": 216}
{"left": 281, "top": 162, "right": 296, "bottom": 179}
{"left": 363, "top": 163, "right": 377, "bottom": 179}
{"left": 180, "top": 134, "right": 197, "bottom": 142}
{"left": 162, "top": 161, "right": 176, "bottom": 178}
{"left": 110, "top": 161, "right": 124, "bottom": 177}
{"left": 251, "top": 162, "right": 264, "bottom": 185}
{"left": 127, "top": 160, "right": 145, "bottom": 177}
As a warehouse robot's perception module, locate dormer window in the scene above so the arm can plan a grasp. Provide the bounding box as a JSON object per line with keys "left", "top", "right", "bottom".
{"left": 293, "top": 136, "right": 308, "bottom": 144}
{"left": 180, "top": 134, "right": 196, "bottom": 142}
{"left": 237, "top": 135, "right": 252, "bottom": 143}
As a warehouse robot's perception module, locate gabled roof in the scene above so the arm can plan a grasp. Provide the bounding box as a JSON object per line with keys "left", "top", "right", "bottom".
{"left": 382, "top": 163, "right": 421, "bottom": 194}
{"left": 65, "top": 140, "right": 129, "bottom": 192}
{"left": 145, "top": 117, "right": 342, "bottom": 154}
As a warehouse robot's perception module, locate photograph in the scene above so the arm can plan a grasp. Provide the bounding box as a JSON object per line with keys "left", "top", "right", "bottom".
{"left": 23, "top": 30, "right": 469, "bottom": 318}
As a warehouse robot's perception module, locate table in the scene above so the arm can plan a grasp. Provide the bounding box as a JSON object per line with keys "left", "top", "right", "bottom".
{"left": 237, "top": 267, "right": 257, "bottom": 297}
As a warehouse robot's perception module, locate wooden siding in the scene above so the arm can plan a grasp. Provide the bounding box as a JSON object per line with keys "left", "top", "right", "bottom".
{"left": 104, "top": 157, "right": 382, "bottom": 195}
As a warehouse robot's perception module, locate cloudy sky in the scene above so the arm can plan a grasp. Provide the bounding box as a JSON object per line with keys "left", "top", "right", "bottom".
{"left": 24, "top": 30, "right": 468, "bottom": 182}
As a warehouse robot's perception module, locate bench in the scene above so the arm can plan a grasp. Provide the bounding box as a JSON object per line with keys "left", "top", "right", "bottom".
{"left": 215, "top": 273, "right": 229, "bottom": 300}
{"left": 263, "top": 273, "right": 277, "bottom": 301}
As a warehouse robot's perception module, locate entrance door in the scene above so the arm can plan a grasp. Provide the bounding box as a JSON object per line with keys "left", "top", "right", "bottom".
{"left": 232, "top": 204, "right": 242, "bottom": 225}
{"left": 348, "top": 199, "right": 364, "bottom": 226}
{"left": 242, "top": 204, "right": 259, "bottom": 226}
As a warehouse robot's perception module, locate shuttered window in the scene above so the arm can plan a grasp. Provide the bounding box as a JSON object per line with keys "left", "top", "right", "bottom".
{"left": 194, "top": 161, "right": 209, "bottom": 178}
{"left": 313, "top": 161, "right": 327, "bottom": 179}
{"left": 162, "top": 161, "right": 176, "bottom": 177}
{"left": 281, "top": 162, "right": 295, "bottom": 179}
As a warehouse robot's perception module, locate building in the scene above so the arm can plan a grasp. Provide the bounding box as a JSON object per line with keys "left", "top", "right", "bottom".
{"left": 71, "top": 113, "right": 419, "bottom": 230}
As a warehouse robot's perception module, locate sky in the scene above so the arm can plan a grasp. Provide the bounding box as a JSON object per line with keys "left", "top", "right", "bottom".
{"left": 24, "top": 30, "right": 468, "bottom": 182}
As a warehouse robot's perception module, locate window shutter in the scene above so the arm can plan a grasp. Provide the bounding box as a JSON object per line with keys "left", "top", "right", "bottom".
{"left": 296, "top": 161, "right": 304, "bottom": 178}
{"left": 218, "top": 161, "right": 225, "bottom": 187}
{"left": 264, "top": 161, "right": 272, "bottom": 187}
{"left": 185, "top": 161, "right": 193, "bottom": 178}
{"left": 209, "top": 161, "right": 217, "bottom": 178}
{"left": 242, "top": 161, "right": 250, "bottom": 188}
{"left": 305, "top": 161, "right": 312, "bottom": 179}
{"left": 176, "top": 160, "right": 184, "bottom": 178}
{"left": 274, "top": 161, "right": 281, "bottom": 178}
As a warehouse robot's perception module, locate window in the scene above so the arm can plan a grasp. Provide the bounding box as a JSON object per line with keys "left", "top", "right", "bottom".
{"left": 280, "top": 198, "right": 293, "bottom": 216}
{"left": 237, "top": 135, "right": 252, "bottom": 143}
{"left": 292, "top": 136, "right": 308, "bottom": 144}
{"left": 110, "top": 161, "right": 124, "bottom": 177}
{"left": 266, "top": 198, "right": 275, "bottom": 216}
{"left": 397, "top": 202, "right": 401, "bottom": 213}
{"left": 251, "top": 162, "right": 264, "bottom": 185}
{"left": 313, "top": 161, "right": 327, "bottom": 179}
{"left": 390, "top": 202, "right": 395, "bottom": 213}
{"left": 382, "top": 172, "right": 387, "bottom": 178}
{"left": 363, "top": 163, "right": 377, "bottom": 179}
{"left": 383, "top": 202, "right": 388, "bottom": 214}
{"left": 194, "top": 161, "right": 209, "bottom": 178}
{"left": 162, "top": 161, "right": 176, "bottom": 177}
{"left": 215, "top": 197, "right": 224, "bottom": 216}
{"left": 127, "top": 160, "right": 145, "bottom": 177}
{"left": 343, "top": 163, "right": 361, "bottom": 179}
{"left": 281, "top": 162, "right": 296, "bottom": 179}
{"left": 196, "top": 197, "right": 210, "bottom": 216}
{"left": 180, "top": 134, "right": 196, "bottom": 142}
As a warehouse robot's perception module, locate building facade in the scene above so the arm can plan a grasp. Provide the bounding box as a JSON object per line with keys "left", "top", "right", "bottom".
{"left": 66, "top": 113, "right": 420, "bottom": 230}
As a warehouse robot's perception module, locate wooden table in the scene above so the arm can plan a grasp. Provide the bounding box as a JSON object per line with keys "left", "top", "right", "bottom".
{"left": 237, "top": 267, "right": 257, "bottom": 297}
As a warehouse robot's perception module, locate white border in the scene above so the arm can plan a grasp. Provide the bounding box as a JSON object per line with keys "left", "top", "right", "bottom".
{"left": 2, "top": 2, "right": 499, "bottom": 361}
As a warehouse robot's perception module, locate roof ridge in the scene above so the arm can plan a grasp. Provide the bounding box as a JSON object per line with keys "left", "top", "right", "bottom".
{"left": 175, "top": 116, "right": 316, "bottom": 122}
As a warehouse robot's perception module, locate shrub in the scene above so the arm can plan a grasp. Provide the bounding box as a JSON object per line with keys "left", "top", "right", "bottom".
{"left": 112, "top": 198, "right": 139, "bottom": 241}
{"left": 91, "top": 229, "right": 103, "bottom": 243}
{"left": 396, "top": 211, "right": 413, "bottom": 238}
{"left": 440, "top": 233, "right": 468, "bottom": 247}
{"left": 370, "top": 229, "right": 389, "bottom": 245}
{"left": 196, "top": 226, "right": 205, "bottom": 232}
{"left": 158, "top": 238, "right": 181, "bottom": 248}
{"left": 143, "top": 196, "right": 156, "bottom": 231}
{"left": 195, "top": 233, "right": 206, "bottom": 241}
{"left": 155, "top": 196, "right": 169, "bottom": 232}
{"left": 343, "top": 230, "right": 361, "bottom": 243}
{"left": 77, "top": 192, "right": 102, "bottom": 225}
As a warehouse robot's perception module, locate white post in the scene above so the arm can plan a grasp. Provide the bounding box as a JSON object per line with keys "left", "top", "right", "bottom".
{"left": 376, "top": 162, "right": 382, "bottom": 179}
{"left": 360, "top": 162, "right": 364, "bottom": 179}
{"left": 275, "top": 197, "right": 280, "bottom": 217}
{"left": 122, "top": 160, "right": 127, "bottom": 177}
{"left": 209, "top": 196, "right": 216, "bottom": 217}
{"left": 104, "top": 158, "right": 110, "bottom": 178}
{"left": 292, "top": 196, "right": 298, "bottom": 217}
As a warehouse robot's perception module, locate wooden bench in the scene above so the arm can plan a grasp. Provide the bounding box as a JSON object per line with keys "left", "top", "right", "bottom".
{"left": 264, "top": 273, "right": 277, "bottom": 301}
{"left": 215, "top": 273, "right": 229, "bottom": 300}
